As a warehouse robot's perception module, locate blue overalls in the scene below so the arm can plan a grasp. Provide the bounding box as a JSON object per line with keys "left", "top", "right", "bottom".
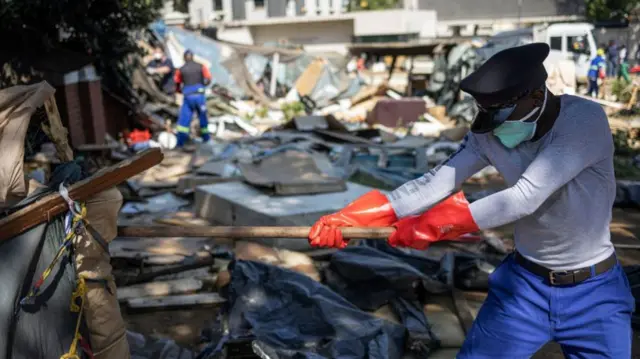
{"left": 175, "top": 60, "right": 211, "bottom": 147}
{"left": 587, "top": 56, "right": 606, "bottom": 98}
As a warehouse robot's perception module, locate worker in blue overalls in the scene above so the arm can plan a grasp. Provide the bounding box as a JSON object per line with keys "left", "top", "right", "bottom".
{"left": 587, "top": 48, "right": 607, "bottom": 98}
{"left": 174, "top": 50, "right": 212, "bottom": 147}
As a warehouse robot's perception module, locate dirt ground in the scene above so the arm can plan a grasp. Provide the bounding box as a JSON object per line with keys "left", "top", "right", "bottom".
{"left": 123, "top": 208, "right": 640, "bottom": 357}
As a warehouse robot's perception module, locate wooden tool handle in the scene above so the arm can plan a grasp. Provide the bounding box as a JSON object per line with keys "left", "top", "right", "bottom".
{"left": 118, "top": 225, "right": 396, "bottom": 239}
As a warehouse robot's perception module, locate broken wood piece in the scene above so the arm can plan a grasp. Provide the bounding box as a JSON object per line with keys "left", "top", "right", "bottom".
{"left": 118, "top": 225, "right": 395, "bottom": 239}
{"left": 423, "top": 298, "right": 466, "bottom": 348}
{"left": 76, "top": 143, "right": 122, "bottom": 152}
{"left": 127, "top": 293, "right": 226, "bottom": 310}
{"left": 121, "top": 254, "right": 215, "bottom": 286}
{"left": 0, "top": 148, "right": 164, "bottom": 242}
{"left": 614, "top": 243, "right": 640, "bottom": 249}
{"left": 452, "top": 288, "right": 475, "bottom": 335}
{"left": 42, "top": 95, "right": 74, "bottom": 162}
{"left": 117, "top": 278, "right": 203, "bottom": 302}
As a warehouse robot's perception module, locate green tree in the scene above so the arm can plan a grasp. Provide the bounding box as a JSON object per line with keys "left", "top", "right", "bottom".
{"left": 347, "top": 0, "right": 400, "bottom": 11}
{"left": 0, "top": 0, "right": 164, "bottom": 94}
{"left": 586, "top": 0, "right": 640, "bottom": 22}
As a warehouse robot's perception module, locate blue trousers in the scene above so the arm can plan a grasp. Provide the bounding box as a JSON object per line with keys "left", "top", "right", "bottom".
{"left": 587, "top": 77, "right": 599, "bottom": 98}
{"left": 458, "top": 254, "right": 634, "bottom": 359}
{"left": 177, "top": 93, "right": 210, "bottom": 147}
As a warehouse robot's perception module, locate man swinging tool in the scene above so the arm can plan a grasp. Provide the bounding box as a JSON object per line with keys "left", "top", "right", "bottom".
{"left": 308, "top": 43, "right": 634, "bottom": 358}
{"left": 174, "top": 49, "right": 212, "bottom": 148}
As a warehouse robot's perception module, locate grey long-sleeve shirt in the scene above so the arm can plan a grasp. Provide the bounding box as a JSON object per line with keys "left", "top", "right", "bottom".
{"left": 387, "top": 95, "right": 616, "bottom": 270}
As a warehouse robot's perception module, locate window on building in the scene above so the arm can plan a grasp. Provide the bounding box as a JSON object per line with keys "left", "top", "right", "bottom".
{"left": 567, "top": 35, "right": 589, "bottom": 55}
{"left": 550, "top": 36, "right": 562, "bottom": 51}
{"left": 254, "top": 0, "right": 265, "bottom": 9}
{"left": 213, "top": 0, "right": 223, "bottom": 11}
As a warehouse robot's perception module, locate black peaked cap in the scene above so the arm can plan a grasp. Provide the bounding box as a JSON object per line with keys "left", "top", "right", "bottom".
{"left": 460, "top": 43, "right": 550, "bottom": 108}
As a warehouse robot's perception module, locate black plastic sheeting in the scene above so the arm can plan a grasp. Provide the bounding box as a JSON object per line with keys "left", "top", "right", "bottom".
{"left": 197, "top": 241, "right": 465, "bottom": 359}
{"left": 0, "top": 188, "right": 87, "bottom": 359}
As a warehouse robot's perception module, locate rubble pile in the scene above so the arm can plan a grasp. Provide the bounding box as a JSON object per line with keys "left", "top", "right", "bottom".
{"left": 12, "top": 26, "right": 640, "bottom": 359}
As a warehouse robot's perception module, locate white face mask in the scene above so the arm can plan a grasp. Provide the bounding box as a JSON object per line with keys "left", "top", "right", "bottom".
{"left": 154, "top": 53, "right": 162, "bottom": 60}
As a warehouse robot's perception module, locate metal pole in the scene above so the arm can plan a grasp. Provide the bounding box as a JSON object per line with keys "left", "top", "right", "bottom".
{"left": 517, "top": 0, "right": 523, "bottom": 28}
{"left": 270, "top": 52, "right": 280, "bottom": 97}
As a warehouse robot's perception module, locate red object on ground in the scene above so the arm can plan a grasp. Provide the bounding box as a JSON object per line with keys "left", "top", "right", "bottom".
{"left": 127, "top": 129, "right": 151, "bottom": 145}
{"left": 630, "top": 65, "right": 640, "bottom": 74}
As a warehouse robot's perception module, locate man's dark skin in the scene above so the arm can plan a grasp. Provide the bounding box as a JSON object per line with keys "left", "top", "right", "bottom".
{"left": 499, "top": 88, "right": 562, "bottom": 142}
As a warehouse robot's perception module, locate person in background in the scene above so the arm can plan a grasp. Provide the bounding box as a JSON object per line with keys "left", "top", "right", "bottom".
{"left": 618, "top": 45, "right": 631, "bottom": 83}
{"left": 174, "top": 50, "right": 212, "bottom": 148}
{"left": 606, "top": 40, "right": 619, "bottom": 78}
{"left": 146, "top": 46, "right": 175, "bottom": 95}
{"left": 588, "top": 48, "right": 607, "bottom": 98}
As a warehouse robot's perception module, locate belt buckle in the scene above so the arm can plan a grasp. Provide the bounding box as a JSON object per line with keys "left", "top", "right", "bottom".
{"left": 549, "top": 270, "right": 572, "bottom": 285}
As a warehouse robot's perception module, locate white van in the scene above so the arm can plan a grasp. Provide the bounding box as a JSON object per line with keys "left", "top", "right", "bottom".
{"left": 533, "top": 22, "right": 598, "bottom": 83}
{"left": 479, "top": 22, "right": 598, "bottom": 84}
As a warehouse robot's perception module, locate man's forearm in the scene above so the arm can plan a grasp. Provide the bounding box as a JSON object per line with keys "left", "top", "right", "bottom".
{"left": 386, "top": 138, "right": 489, "bottom": 218}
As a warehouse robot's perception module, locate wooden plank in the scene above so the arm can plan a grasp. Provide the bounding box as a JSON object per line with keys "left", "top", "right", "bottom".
{"left": 120, "top": 254, "right": 216, "bottom": 286}
{"left": 117, "top": 278, "right": 203, "bottom": 302}
{"left": 127, "top": 292, "right": 226, "bottom": 310}
{"left": 0, "top": 148, "right": 164, "bottom": 242}
{"left": 452, "top": 288, "right": 475, "bottom": 335}
{"left": 118, "top": 225, "right": 395, "bottom": 239}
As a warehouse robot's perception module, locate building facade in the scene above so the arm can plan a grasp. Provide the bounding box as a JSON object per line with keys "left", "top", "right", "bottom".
{"left": 188, "top": 0, "right": 586, "bottom": 53}
{"left": 190, "top": 0, "right": 437, "bottom": 54}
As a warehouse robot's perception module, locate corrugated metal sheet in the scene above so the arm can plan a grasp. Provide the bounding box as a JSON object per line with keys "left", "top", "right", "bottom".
{"left": 268, "top": 0, "right": 287, "bottom": 17}
{"left": 232, "top": 0, "right": 246, "bottom": 20}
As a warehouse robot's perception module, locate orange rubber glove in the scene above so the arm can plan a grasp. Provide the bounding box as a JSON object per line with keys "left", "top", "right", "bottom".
{"left": 308, "top": 190, "right": 398, "bottom": 248}
{"left": 388, "top": 191, "right": 479, "bottom": 250}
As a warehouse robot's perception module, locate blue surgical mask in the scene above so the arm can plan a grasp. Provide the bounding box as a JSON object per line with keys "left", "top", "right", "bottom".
{"left": 493, "top": 89, "right": 548, "bottom": 149}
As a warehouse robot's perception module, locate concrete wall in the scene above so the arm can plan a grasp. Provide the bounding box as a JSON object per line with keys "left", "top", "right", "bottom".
{"left": 188, "top": 0, "right": 213, "bottom": 26}
{"left": 217, "top": 26, "right": 255, "bottom": 44}
{"left": 352, "top": 10, "right": 437, "bottom": 37}
{"left": 251, "top": 19, "right": 354, "bottom": 54}
{"left": 416, "top": 0, "right": 584, "bottom": 21}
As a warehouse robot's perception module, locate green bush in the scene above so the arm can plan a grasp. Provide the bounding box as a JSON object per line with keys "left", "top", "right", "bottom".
{"left": 281, "top": 101, "right": 305, "bottom": 121}
{"left": 610, "top": 78, "right": 633, "bottom": 104}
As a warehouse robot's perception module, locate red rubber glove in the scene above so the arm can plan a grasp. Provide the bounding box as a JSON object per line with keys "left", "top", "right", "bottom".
{"left": 308, "top": 190, "right": 398, "bottom": 248}
{"left": 388, "top": 191, "right": 479, "bottom": 250}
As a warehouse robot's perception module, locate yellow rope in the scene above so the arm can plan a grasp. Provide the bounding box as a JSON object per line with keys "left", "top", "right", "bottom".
{"left": 60, "top": 277, "right": 87, "bottom": 359}
{"left": 58, "top": 202, "right": 89, "bottom": 359}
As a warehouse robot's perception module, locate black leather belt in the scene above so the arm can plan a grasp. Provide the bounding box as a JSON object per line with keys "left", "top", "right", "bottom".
{"left": 514, "top": 251, "right": 617, "bottom": 286}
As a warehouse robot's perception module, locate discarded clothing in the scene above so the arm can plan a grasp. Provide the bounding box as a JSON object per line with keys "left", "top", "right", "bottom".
{"left": 325, "top": 241, "right": 445, "bottom": 355}
{"left": 202, "top": 260, "right": 406, "bottom": 359}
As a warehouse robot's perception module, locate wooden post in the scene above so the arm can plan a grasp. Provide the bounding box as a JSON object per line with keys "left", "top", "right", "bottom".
{"left": 387, "top": 55, "right": 397, "bottom": 81}
{"left": 270, "top": 52, "right": 280, "bottom": 97}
